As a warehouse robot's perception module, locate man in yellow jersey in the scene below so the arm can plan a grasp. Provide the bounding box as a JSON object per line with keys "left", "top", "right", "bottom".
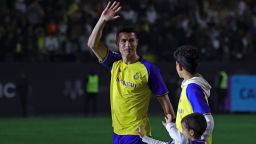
{"left": 173, "top": 45, "right": 214, "bottom": 144}
{"left": 87, "top": 1, "right": 175, "bottom": 144}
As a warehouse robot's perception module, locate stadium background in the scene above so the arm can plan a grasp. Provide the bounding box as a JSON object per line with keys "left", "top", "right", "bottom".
{"left": 0, "top": 0, "right": 256, "bottom": 143}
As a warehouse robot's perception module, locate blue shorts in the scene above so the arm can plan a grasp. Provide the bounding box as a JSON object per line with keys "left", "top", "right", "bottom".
{"left": 113, "top": 133, "right": 147, "bottom": 144}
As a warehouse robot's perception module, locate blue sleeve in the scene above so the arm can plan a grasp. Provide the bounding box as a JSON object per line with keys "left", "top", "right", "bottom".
{"left": 186, "top": 83, "right": 211, "bottom": 113}
{"left": 100, "top": 50, "right": 122, "bottom": 70}
{"left": 142, "top": 59, "right": 168, "bottom": 96}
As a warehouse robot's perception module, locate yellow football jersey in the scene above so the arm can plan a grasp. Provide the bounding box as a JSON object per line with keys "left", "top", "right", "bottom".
{"left": 101, "top": 51, "right": 168, "bottom": 135}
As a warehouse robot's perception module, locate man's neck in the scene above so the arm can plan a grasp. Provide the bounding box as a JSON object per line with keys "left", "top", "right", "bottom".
{"left": 123, "top": 55, "right": 140, "bottom": 64}
{"left": 183, "top": 72, "right": 194, "bottom": 81}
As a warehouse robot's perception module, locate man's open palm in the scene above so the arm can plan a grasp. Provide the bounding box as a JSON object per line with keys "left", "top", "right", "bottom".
{"left": 101, "top": 1, "right": 122, "bottom": 21}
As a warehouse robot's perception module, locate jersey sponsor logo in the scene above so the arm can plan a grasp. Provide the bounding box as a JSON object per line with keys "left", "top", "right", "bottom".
{"left": 116, "top": 77, "right": 137, "bottom": 88}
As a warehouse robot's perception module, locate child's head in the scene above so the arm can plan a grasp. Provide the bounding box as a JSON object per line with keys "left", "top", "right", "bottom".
{"left": 173, "top": 45, "right": 199, "bottom": 76}
{"left": 181, "top": 113, "right": 207, "bottom": 140}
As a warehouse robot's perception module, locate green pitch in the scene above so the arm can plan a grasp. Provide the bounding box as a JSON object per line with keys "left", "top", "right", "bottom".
{"left": 0, "top": 114, "right": 255, "bottom": 144}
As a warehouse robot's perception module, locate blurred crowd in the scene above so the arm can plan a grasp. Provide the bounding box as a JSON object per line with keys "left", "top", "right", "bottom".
{"left": 0, "top": 0, "right": 256, "bottom": 63}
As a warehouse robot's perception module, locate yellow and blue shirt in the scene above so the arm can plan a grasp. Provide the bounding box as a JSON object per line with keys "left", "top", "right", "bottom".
{"left": 176, "top": 76, "right": 212, "bottom": 135}
{"left": 101, "top": 51, "right": 168, "bottom": 135}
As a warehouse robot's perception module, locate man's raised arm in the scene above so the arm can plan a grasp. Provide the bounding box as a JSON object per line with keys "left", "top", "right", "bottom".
{"left": 87, "top": 1, "right": 121, "bottom": 61}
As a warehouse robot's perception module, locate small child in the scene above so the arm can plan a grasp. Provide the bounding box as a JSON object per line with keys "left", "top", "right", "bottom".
{"left": 138, "top": 113, "right": 207, "bottom": 144}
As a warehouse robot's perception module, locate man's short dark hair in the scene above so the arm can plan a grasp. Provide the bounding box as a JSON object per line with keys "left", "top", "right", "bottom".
{"left": 116, "top": 27, "right": 138, "bottom": 40}
{"left": 181, "top": 113, "right": 207, "bottom": 139}
{"left": 173, "top": 45, "right": 199, "bottom": 74}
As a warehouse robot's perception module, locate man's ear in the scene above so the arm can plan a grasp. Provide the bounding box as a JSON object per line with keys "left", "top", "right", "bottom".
{"left": 178, "top": 63, "right": 183, "bottom": 71}
{"left": 189, "top": 129, "right": 195, "bottom": 137}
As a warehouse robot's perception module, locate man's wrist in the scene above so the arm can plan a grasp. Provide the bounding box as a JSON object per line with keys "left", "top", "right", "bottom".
{"left": 98, "top": 17, "right": 107, "bottom": 24}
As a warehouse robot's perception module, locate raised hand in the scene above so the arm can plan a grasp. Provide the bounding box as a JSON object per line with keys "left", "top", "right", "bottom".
{"left": 100, "top": 1, "right": 122, "bottom": 22}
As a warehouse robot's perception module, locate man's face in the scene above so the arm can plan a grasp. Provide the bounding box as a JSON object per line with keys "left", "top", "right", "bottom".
{"left": 116, "top": 32, "right": 138, "bottom": 57}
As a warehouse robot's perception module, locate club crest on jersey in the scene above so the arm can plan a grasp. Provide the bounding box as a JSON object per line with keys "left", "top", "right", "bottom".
{"left": 133, "top": 72, "right": 140, "bottom": 80}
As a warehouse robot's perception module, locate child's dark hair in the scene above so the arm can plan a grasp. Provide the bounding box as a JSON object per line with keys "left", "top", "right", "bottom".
{"left": 116, "top": 27, "right": 138, "bottom": 40}
{"left": 181, "top": 113, "right": 207, "bottom": 139}
{"left": 173, "top": 45, "right": 199, "bottom": 74}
